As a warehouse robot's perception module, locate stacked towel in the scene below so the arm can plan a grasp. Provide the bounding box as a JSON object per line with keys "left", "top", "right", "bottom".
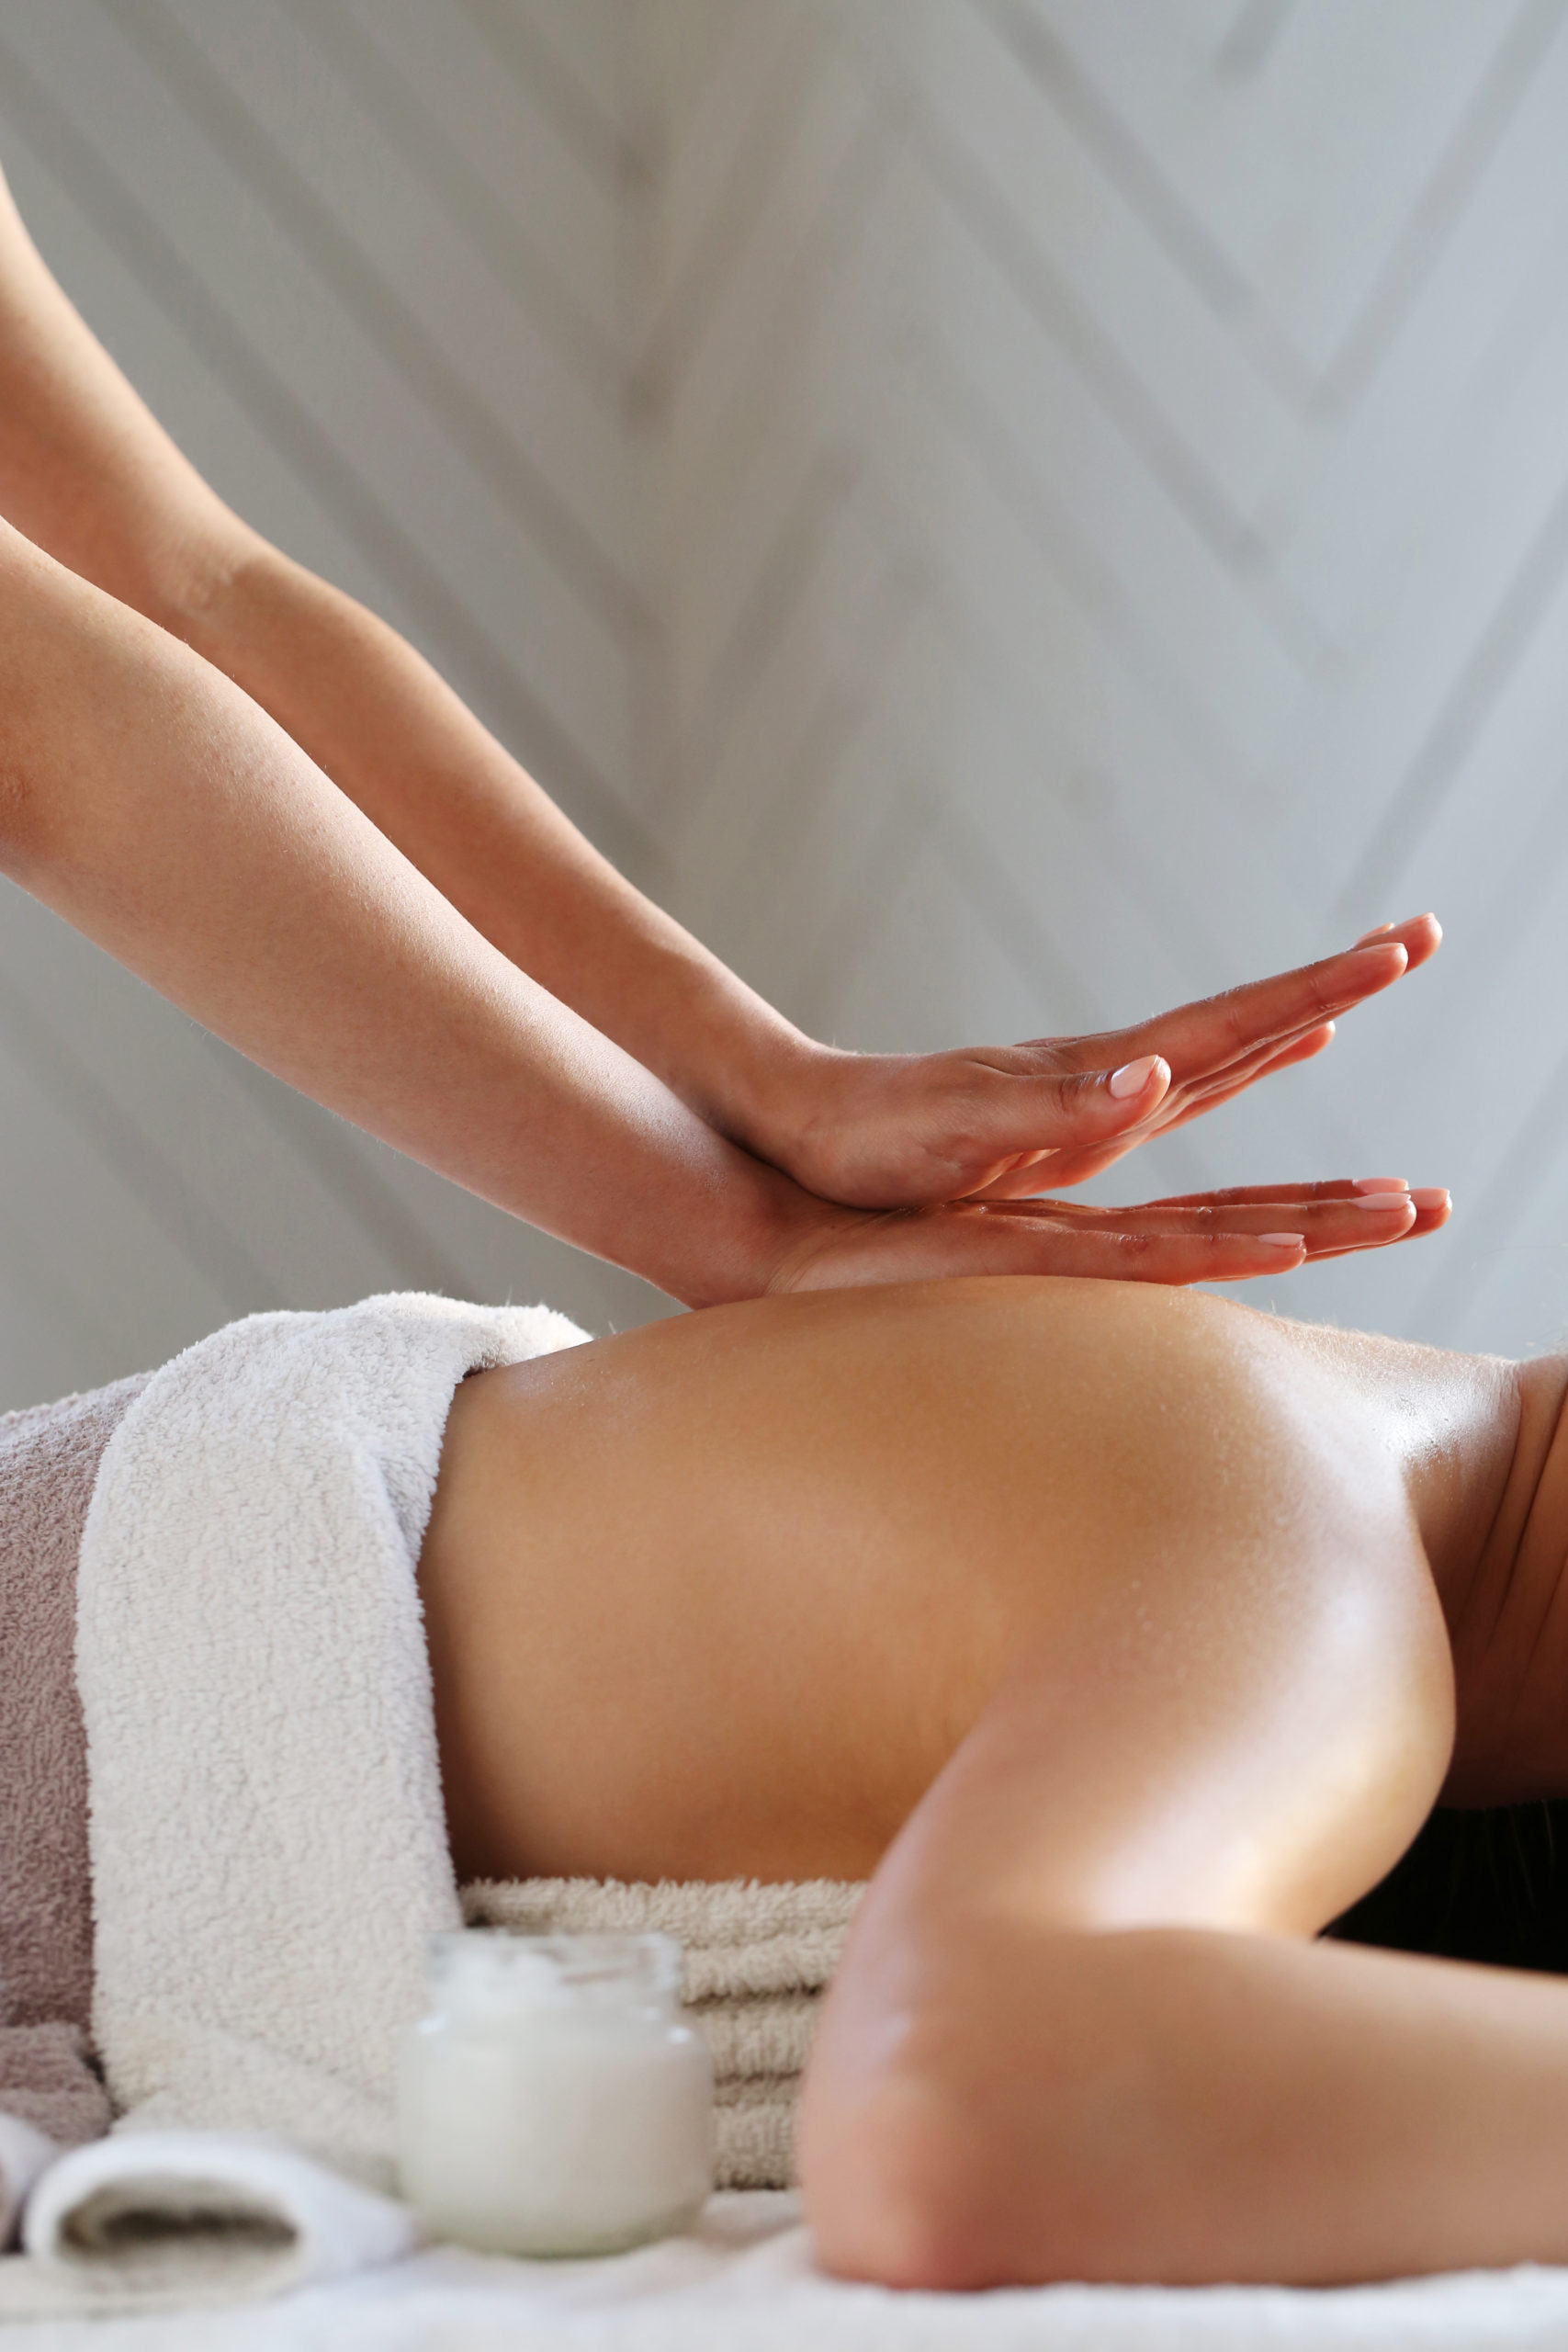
{"left": 464, "top": 1878, "right": 865, "bottom": 2188}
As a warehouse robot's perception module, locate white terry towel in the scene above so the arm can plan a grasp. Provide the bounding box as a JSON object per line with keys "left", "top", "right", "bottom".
{"left": 0, "top": 2129, "right": 414, "bottom": 2319}
{"left": 76, "top": 1294, "right": 588, "bottom": 2188}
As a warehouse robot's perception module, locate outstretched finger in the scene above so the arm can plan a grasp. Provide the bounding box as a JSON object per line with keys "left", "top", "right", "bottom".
{"left": 1116, "top": 941, "right": 1405, "bottom": 1080}
{"left": 1355, "top": 912, "right": 1442, "bottom": 972}
{"left": 1139, "top": 1177, "right": 1411, "bottom": 1210}
{"left": 1308, "top": 1188, "right": 1450, "bottom": 1258}
{"left": 1066, "top": 917, "right": 1439, "bottom": 1090}
{"left": 996, "top": 1192, "right": 1418, "bottom": 1255}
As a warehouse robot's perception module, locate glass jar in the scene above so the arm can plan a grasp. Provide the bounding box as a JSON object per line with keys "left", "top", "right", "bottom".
{"left": 397, "top": 1930, "right": 714, "bottom": 2258}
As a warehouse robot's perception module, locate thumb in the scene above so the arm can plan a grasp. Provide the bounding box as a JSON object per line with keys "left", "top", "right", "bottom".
{"left": 954, "top": 1052, "right": 1171, "bottom": 1184}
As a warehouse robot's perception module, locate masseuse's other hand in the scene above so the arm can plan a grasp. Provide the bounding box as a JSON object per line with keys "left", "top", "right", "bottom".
{"left": 765, "top": 1179, "right": 1450, "bottom": 1295}
{"left": 756, "top": 915, "right": 1439, "bottom": 1208}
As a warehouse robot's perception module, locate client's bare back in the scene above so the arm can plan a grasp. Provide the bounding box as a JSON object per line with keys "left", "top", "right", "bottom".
{"left": 420, "top": 1279, "right": 1476, "bottom": 1913}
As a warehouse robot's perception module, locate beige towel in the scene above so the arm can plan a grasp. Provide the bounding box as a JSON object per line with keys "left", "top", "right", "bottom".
{"left": 464, "top": 1877, "right": 865, "bottom": 2188}
{"left": 0, "top": 1374, "right": 151, "bottom": 2165}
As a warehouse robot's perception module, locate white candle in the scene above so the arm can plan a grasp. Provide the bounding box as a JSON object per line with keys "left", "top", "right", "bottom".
{"left": 398, "top": 1931, "right": 714, "bottom": 2257}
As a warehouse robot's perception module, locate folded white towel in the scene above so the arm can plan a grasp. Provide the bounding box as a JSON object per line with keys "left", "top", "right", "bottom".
{"left": 0, "top": 2129, "right": 414, "bottom": 2317}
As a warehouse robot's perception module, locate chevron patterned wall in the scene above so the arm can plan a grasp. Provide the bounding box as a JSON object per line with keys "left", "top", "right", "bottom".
{"left": 0, "top": 0, "right": 1565, "bottom": 1408}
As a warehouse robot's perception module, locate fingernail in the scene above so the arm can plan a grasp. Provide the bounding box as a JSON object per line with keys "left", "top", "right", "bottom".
{"left": 1410, "top": 1188, "right": 1450, "bottom": 1211}
{"left": 1353, "top": 1176, "right": 1409, "bottom": 1193}
{"left": 1109, "top": 1053, "right": 1165, "bottom": 1100}
{"left": 1354, "top": 922, "right": 1398, "bottom": 941}
{"left": 1259, "top": 1232, "right": 1305, "bottom": 1249}
{"left": 1347, "top": 942, "right": 1408, "bottom": 968}
{"left": 1352, "top": 1193, "right": 1414, "bottom": 1212}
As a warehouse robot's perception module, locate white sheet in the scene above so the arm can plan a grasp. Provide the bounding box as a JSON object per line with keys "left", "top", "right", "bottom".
{"left": 8, "top": 2193, "right": 1568, "bottom": 2350}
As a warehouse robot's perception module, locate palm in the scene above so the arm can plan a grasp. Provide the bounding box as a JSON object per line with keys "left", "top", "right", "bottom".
{"left": 772, "top": 1181, "right": 1449, "bottom": 1295}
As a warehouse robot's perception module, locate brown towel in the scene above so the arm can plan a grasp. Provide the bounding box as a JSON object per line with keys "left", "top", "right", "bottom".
{"left": 0, "top": 1374, "right": 151, "bottom": 2149}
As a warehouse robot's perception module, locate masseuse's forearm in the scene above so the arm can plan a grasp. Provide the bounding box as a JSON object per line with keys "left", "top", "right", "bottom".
{"left": 0, "top": 167, "right": 813, "bottom": 1151}
{"left": 179, "top": 545, "right": 814, "bottom": 1145}
{"left": 0, "top": 522, "right": 807, "bottom": 1306}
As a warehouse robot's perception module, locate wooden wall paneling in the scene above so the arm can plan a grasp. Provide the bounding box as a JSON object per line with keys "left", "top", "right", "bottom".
{"left": 0, "top": 994, "right": 241, "bottom": 1397}
{"left": 1037, "top": 0, "right": 1525, "bottom": 374}
{"left": 156, "top": 0, "right": 636, "bottom": 590}
{"left": 0, "top": 129, "right": 419, "bottom": 630}
{"left": 103, "top": 0, "right": 637, "bottom": 810}
{"left": 330, "top": 0, "right": 628, "bottom": 370}
{"left": 0, "top": 888, "right": 412, "bottom": 1311}
{"left": 890, "top": 0, "right": 1304, "bottom": 516}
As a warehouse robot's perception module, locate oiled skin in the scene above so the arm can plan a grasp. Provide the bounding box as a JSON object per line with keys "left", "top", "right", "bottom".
{"left": 418, "top": 1277, "right": 1568, "bottom": 2288}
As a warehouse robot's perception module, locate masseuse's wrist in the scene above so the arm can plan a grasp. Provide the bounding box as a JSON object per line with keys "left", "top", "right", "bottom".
{"left": 664, "top": 1148, "right": 862, "bottom": 1311}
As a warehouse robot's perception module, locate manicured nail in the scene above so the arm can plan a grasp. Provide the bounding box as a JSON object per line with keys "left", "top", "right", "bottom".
{"left": 1352, "top": 1193, "right": 1414, "bottom": 1212}
{"left": 1259, "top": 1232, "right": 1305, "bottom": 1249}
{"left": 1353, "top": 1176, "right": 1409, "bottom": 1193}
{"left": 1346, "top": 942, "right": 1408, "bottom": 969}
{"left": 1109, "top": 1053, "right": 1166, "bottom": 1100}
{"left": 1354, "top": 922, "right": 1398, "bottom": 942}
{"left": 1410, "top": 1188, "right": 1450, "bottom": 1211}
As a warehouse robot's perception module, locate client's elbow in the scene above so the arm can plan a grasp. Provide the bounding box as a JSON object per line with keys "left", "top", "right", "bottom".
{"left": 801, "top": 2072, "right": 1008, "bottom": 2292}
{"left": 797, "top": 1943, "right": 1238, "bottom": 2291}
{"left": 799, "top": 2049, "right": 1134, "bottom": 2293}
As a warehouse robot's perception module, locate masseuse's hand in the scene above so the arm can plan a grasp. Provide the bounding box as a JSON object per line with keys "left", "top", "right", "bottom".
{"left": 764, "top": 1178, "right": 1450, "bottom": 1295}
{"left": 749, "top": 916, "right": 1440, "bottom": 1208}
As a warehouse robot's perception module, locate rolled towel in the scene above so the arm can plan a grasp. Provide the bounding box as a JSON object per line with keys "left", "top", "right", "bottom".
{"left": 0, "top": 2112, "right": 59, "bottom": 2248}
{"left": 0, "top": 2129, "right": 414, "bottom": 2317}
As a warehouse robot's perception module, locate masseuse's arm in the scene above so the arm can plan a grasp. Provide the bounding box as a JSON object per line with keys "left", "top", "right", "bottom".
{"left": 0, "top": 164, "right": 1439, "bottom": 1220}
{"left": 13, "top": 519, "right": 1420, "bottom": 1299}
